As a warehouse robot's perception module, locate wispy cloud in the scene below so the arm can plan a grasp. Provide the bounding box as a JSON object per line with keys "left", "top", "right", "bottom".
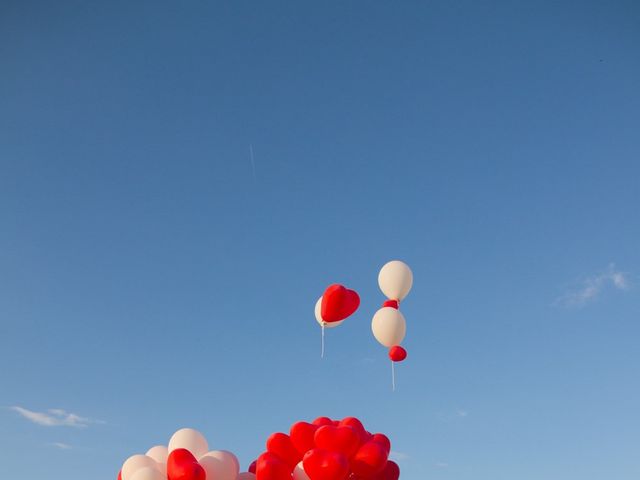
{"left": 554, "top": 264, "right": 630, "bottom": 308}
{"left": 49, "top": 442, "right": 73, "bottom": 450}
{"left": 10, "top": 406, "right": 103, "bottom": 428}
{"left": 435, "top": 462, "right": 449, "bottom": 468}
{"left": 437, "top": 409, "right": 469, "bottom": 422}
{"left": 390, "top": 451, "right": 409, "bottom": 461}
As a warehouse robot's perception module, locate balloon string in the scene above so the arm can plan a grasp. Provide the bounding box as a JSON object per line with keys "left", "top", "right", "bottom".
{"left": 391, "top": 361, "right": 396, "bottom": 391}
{"left": 321, "top": 324, "right": 325, "bottom": 358}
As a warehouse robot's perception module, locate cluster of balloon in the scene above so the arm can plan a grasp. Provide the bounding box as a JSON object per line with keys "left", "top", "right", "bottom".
{"left": 371, "top": 261, "right": 413, "bottom": 390}
{"left": 118, "top": 428, "right": 254, "bottom": 480}
{"left": 250, "top": 416, "right": 399, "bottom": 480}
{"left": 314, "top": 284, "right": 360, "bottom": 357}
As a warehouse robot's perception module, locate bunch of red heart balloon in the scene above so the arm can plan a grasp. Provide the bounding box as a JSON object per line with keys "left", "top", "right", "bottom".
{"left": 250, "top": 416, "right": 399, "bottom": 480}
{"left": 117, "top": 428, "right": 251, "bottom": 480}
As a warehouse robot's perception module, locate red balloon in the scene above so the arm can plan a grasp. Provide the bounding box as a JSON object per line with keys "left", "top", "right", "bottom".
{"left": 256, "top": 451, "right": 292, "bottom": 480}
{"left": 314, "top": 425, "right": 360, "bottom": 458}
{"left": 350, "top": 441, "right": 388, "bottom": 478}
{"left": 312, "top": 417, "right": 334, "bottom": 427}
{"left": 290, "top": 422, "right": 319, "bottom": 456}
{"left": 249, "top": 460, "right": 257, "bottom": 474}
{"left": 117, "top": 470, "right": 122, "bottom": 480}
{"left": 167, "top": 448, "right": 206, "bottom": 480}
{"left": 303, "top": 448, "right": 350, "bottom": 480}
{"left": 388, "top": 346, "right": 407, "bottom": 362}
{"left": 382, "top": 300, "right": 399, "bottom": 309}
{"left": 266, "top": 432, "right": 301, "bottom": 468}
{"left": 377, "top": 461, "right": 400, "bottom": 480}
{"left": 320, "top": 284, "right": 360, "bottom": 323}
{"left": 370, "top": 434, "right": 391, "bottom": 454}
{"left": 338, "top": 417, "right": 369, "bottom": 445}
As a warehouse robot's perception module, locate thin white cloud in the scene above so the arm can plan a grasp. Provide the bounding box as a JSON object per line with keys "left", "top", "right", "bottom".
{"left": 10, "top": 406, "right": 102, "bottom": 428}
{"left": 554, "top": 264, "right": 630, "bottom": 307}
{"left": 436, "top": 409, "right": 469, "bottom": 422}
{"left": 50, "top": 442, "right": 73, "bottom": 450}
{"left": 390, "top": 451, "right": 409, "bottom": 461}
{"left": 435, "top": 462, "right": 449, "bottom": 468}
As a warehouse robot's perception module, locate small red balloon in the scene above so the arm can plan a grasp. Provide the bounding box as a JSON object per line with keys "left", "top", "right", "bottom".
{"left": 248, "top": 460, "right": 257, "bottom": 474}
{"left": 312, "top": 416, "right": 334, "bottom": 427}
{"left": 370, "top": 433, "right": 391, "bottom": 454}
{"left": 117, "top": 470, "right": 122, "bottom": 480}
{"left": 321, "top": 284, "right": 360, "bottom": 322}
{"left": 256, "top": 451, "right": 293, "bottom": 480}
{"left": 314, "top": 425, "right": 360, "bottom": 458}
{"left": 377, "top": 460, "right": 400, "bottom": 480}
{"left": 351, "top": 441, "right": 389, "bottom": 478}
{"left": 303, "top": 448, "right": 350, "bottom": 480}
{"left": 338, "top": 417, "right": 369, "bottom": 445}
{"left": 388, "top": 346, "right": 407, "bottom": 362}
{"left": 382, "top": 300, "right": 399, "bottom": 309}
{"left": 266, "top": 432, "right": 301, "bottom": 468}
{"left": 290, "top": 421, "right": 319, "bottom": 456}
{"left": 167, "top": 448, "right": 206, "bottom": 480}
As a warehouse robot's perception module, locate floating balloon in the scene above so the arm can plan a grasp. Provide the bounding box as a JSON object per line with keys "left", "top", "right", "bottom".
{"left": 315, "top": 297, "right": 344, "bottom": 328}
{"left": 351, "top": 441, "right": 389, "bottom": 478}
{"left": 320, "top": 284, "right": 360, "bottom": 322}
{"left": 389, "top": 346, "right": 407, "bottom": 362}
{"left": 293, "top": 461, "right": 311, "bottom": 480}
{"left": 237, "top": 473, "right": 257, "bottom": 480}
{"left": 255, "top": 451, "right": 292, "bottom": 480}
{"left": 145, "top": 446, "right": 168, "bottom": 476}
{"left": 168, "top": 428, "right": 209, "bottom": 459}
{"left": 378, "top": 261, "right": 413, "bottom": 301}
{"left": 167, "top": 448, "right": 205, "bottom": 480}
{"left": 290, "top": 421, "right": 319, "bottom": 456}
{"left": 303, "top": 448, "right": 350, "bottom": 480}
{"left": 199, "top": 450, "right": 239, "bottom": 480}
{"left": 314, "top": 425, "right": 360, "bottom": 458}
{"left": 130, "top": 467, "right": 165, "bottom": 480}
{"left": 371, "top": 308, "right": 406, "bottom": 347}
{"left": 266, "top": 432, "right": 301, "bottom": 468}
{"left": 122, "top": 455, "right": 160, "bottom": 480}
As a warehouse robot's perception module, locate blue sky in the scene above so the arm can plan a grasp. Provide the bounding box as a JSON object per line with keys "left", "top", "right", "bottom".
{"left": 1, "top": 1, "right": 639, "bottom": 479}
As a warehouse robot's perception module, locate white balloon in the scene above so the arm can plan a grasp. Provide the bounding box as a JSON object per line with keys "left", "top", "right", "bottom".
{"left": 293, "top": 461, "right": 311, "bottom": 480}
{"left": 314, "top": 296, "right": 344, "bottom": 328}
{"left": 168, "top": 428, "right": 209, "bottom": 459}
{"left": 200, "top": 450, "right": 239, "bottom": 480}
{"left": 121, "top": 455, "right": 159, "bottom": 480}
{"left": 371, "top": 307, "right": 406, "bottom": 347}
{"left": 130, "top": 467, "right": 164, "bottom": 480}
{"left": 145, "top": 446, "right": 168, "bottom": 476}
{"left": 236, "top": 473, "right": 257, "bottom": 480}
{"left": 378, "top": 260, "right": 413, "bottom": 301}
{"left": 145, "top": 445, "right": 168, "bottom": 464}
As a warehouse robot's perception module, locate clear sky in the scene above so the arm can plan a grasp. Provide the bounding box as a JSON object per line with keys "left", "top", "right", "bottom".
{"left": 1, "top": 1, "right": 639, "bottom": 479}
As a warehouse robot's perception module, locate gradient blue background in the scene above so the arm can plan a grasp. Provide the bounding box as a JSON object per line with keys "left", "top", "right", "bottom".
{"left": 1, "top": 1, "right": 639, "bottom": 479}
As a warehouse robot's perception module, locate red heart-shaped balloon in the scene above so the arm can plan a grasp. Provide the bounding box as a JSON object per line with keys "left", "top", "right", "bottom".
{"left": 167, "top": 448, "right": 206, "bottom": 480}
{"left": 256, "top": 451, "right": 292, "bottom": 480}
{"left": 350, "top": 441, "right": 388, "bottom": 478}
{"left": 248, "top": 460, "right": 257, "bottom": 474}
{"left": 312, "top": 417, "right": 334, "bottom": 427}
{"left": 338, "top": 417, "right": 369, "bottom": 445}
{"left": 314, "top": 425, "right": 360, "bottom": 459}
{"left": 376, "top": 460, "right": 400, "bottom": 480}
{"left": 303, "top": 448, "right": 350, "bottom": 480}
{"left": 290, "top": 422, "right": 319, "bottom": 456}
{"left": 266, "top": 432, "right": 301, "bottom": 468}
{"left": 370, "top": 433, "right": 391, "bottom": 454}
{"left": 320, "top": 284, "right": 360, "bottom": 323}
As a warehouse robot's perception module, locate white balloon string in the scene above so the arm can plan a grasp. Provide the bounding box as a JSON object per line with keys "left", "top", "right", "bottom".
{"left": 391, "top": 361, "right": 396, "bottom": 391}
{"left": 321, "top": 324, "right": 325, "bottom": 358}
